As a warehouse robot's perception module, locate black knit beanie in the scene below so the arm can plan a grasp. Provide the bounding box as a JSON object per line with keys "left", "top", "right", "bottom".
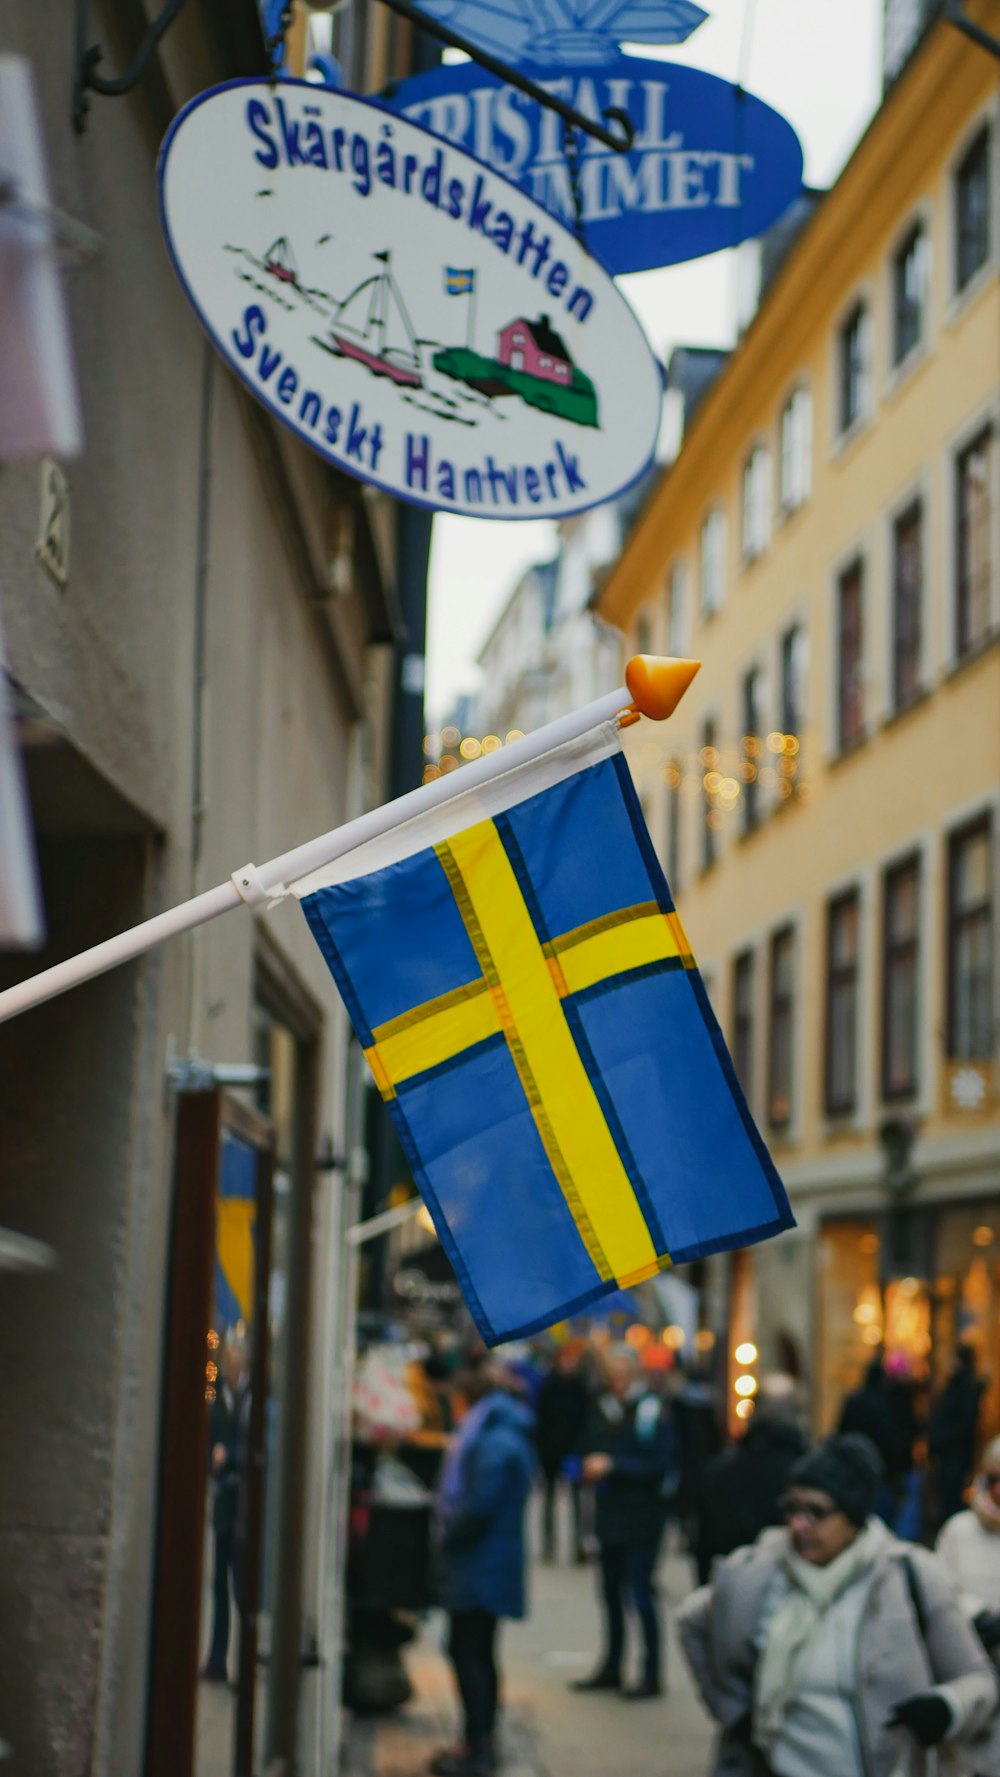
{"left": 788, "top": 1433, "right": 885, "bottom": 1525}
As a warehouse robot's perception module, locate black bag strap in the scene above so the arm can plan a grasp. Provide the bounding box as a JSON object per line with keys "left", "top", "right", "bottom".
{"left": 901, "top": 1550, "right": 930, "bottom": 1645}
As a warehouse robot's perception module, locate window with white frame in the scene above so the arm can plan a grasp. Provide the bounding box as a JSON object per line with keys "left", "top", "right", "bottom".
{"left": 836, "top": 558, "right": 866, "bottom": 751}
{"left": 882, "top": 853, "right": 921, "bottom": 1100}
{"left": 892, "top": 222, "right": 928, "bottom": 366}
{"left": 732, "top": 949, "right": 755, "bottom": 1101}
{"left": 780, "top": 623, "right": 807, "bottom": 740}
{"left": 700, "top": 508, "right": 726, "bottom": 617}
{"left": 779, "top": 386, "right": 812, "bottom": 514}
{"left": 768, "top": 926, "right": 796, "bottom": 1129}
{"left": 955, "top": 426, "right": 994, "bottom": 658}
{"left": 666, "top": 560, "right": 688, "bottom": 657}
{"left": 892, "top": 499, "right": 924, "bottom": 710}
{"left": 955, "top": 125, "right": 992, "bottom": 293}
{"left": 838, "top": 301, "right": 870, "bottom": 434}
{"left": 825, "top": 888, "right": 861, "bottom": 1115}
{"left": 948, "top": 815, "right": 994, "bottom": 1060}
{"left": 741, "top": 446, "right": 771, "bottom": 562}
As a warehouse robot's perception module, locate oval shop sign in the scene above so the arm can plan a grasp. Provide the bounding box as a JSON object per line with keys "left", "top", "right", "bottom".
{"left": 389, "top": 56, "right": 804, "bottom": 278}
{"left": 158, "top": 82, "right": 662, "bottom": 520}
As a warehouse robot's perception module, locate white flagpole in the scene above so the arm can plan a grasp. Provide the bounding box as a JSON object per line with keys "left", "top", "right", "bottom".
{"left": 0, "top": 683, "right": 632, "bottom": 1027}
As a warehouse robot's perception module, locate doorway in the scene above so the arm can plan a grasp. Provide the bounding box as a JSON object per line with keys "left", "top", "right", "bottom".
{"left": 145, "top": 1090, "right": 275, "bottom": 1777}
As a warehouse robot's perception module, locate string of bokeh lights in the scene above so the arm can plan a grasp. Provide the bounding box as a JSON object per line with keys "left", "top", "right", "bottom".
{"left": 423, "top": 727, "right": 807, "bottom": 823}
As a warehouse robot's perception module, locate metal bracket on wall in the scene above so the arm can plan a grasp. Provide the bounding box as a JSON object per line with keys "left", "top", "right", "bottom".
{"left": 375, "top": 0, "right": 635, "bottom": 153}
{"left": 945, "top": 0, "right": 1000, "bottom": 60}
{"left": 73, "top": 0, "right": 188, "bottom": 133}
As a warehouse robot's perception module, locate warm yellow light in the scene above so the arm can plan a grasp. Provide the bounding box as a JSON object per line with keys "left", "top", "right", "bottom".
{"left": 459, "top": 736, "right": 483, "bottom": 760}
{"left": 704, "top": 770, "right": 721, "bottom": 795}
{"left": 735, "top": 1342, "right": 758, "bottom": 1365}
{"left": 626, "top": 1323, "right": 651, "bottom": 1350}
{"left": 439, "top": 754, "right": 459, "bottom": 773}
{"left": 423, "top": 731, "right": 440, "bottom": 757}
{"left": 719, "top": 777, "right": 741, "bottom": 802}
{"left": 481, "top": 734, "right": 502, "bottom": 754}
{"left": 664, "top": 762, "right": 682, "bottom": 789}
{"left": 505, "top": 729, "right": 525, "bottom": 744}
{"left": 699, "top": 745, "right": 720, "bottom": 769}
{"left": 862, "top": 1325, "right": 882, "bottom": 1346}
{"left": 973, "top": 1225, "right": 995, "bottom": 1247}
{"left": 422, "top": 764, "right": 441, "bottom": 784}
{"left": 708, "top": 809, "right": 725, "bottom": 830}
{"left": 734, "top": 1374, "right": 757, "bottom": 1397}
{"left": 663, "top": 1324, "right": 686, "bottom": 1350}
{"left": 695, "top": 1328, "right": 716, "bottom": 1353}
{"left": 738, "top": 761, "right": 757, "bottom": 783}
{"left": 783, "top": 735, "right": 800, "bottom": 756}
{"left": 441, "top": 725, "right": 460, "bottom": 747}
{"left": 417, "top": 1203, "right": 436, "bottom": 1234}
{"left": 766, "top": 730, "right": 785, "bottom": 753}
{"left": 859, "top": 1232, "right": 879, "bottom": 1255}
{"left": 853, "top": 1302, "right": 878, "bottom": 1325}
{"left": 743, "top": 734, "right": 763, "bottom": 758}
{"left": 735, "top": 1399, "right": 755, "bottom": 1420}
{"left": 206, "top": 1329, "right": 220, "bottom": 1349}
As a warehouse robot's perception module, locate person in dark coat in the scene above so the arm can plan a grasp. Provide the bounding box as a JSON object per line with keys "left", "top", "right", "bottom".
{"left": 573, "top": 1349, "right": 678, "bottom": 1700}
{"left": 696, "top": 1373, "right": 808, "bottom": 1582}
{"left": 534, "top": 1341, "right": 590, "bottom": 1562}
{"left": 930, "top": 1344, "right": 986, "bottom": 1526}
{"left": 838, "top": 1353, "right": 917, "bottom": 1521}
{"left": 202, "top": 1338, "right": 248, "bottom": 1682}
{"left": 432, "top": 1367, "right": 536, "bottom": 1777}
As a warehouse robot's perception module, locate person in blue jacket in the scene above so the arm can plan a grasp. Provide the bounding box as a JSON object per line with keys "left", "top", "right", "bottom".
{"left": 572, "top": 1347, "right": 679, "bottom": 1700}
{"left": 431, "top": 1365, "right": 536, "bottom": 1777}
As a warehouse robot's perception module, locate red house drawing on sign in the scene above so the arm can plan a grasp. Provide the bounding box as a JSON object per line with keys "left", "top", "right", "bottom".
{"left": 497, "top": 315, "right": 574, "bottom": 385}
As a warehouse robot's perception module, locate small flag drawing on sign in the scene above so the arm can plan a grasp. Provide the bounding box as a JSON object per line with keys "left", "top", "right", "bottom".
{"left": 294, "top": 723, "right": 794, "bottom": 1345}
{"left": 444, "top": 266, "right": 476, "bottom": 295}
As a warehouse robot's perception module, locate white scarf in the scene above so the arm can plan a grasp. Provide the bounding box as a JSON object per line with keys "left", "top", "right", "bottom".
{"left": 753, "top": 1517, "right": 889, "bottom": 1758}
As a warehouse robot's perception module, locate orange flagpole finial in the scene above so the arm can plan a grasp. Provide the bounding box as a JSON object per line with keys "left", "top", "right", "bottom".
{"left": 622, "top": 655, "right": 701, "bottom": 725}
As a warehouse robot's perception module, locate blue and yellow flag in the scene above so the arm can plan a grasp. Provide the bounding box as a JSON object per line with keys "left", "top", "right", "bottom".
{"left": 444, "top": 266, "right": 476, "bottom": 295}
{"left": 296, "top": 726, "right": 793, "bottom": 1343}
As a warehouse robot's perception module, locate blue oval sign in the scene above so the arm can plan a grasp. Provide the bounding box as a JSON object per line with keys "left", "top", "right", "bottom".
{"left": 389, "top": 56, "right": 804, "bottom": 276}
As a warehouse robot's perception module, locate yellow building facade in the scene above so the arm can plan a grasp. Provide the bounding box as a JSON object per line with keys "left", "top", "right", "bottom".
{"left": 600, "top": 7, "right": 1000, "bottom": 1443}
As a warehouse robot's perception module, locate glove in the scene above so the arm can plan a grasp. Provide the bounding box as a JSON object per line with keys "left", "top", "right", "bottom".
{"left": 887, "top": 1692, "right": 954, "bottom": 1748}
{"left": 974, "top": 1608, "right": 1000, "bottom": 1651}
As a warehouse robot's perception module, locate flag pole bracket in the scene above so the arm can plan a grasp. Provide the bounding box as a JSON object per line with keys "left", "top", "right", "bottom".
{"left": 231, "top": 862, "right": 288, "bottom": 910}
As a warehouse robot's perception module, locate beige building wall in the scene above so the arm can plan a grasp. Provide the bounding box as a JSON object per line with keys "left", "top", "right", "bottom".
{"left": 601, "top": 8, "right": 1000, "bottom": 1434}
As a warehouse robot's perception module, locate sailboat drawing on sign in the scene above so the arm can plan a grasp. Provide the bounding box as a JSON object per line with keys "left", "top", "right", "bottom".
{"left": 263, "top": 236, "right": 299, "bottom": 287}
{"left": 314, "top": 251, "right": 423, "bottom": 388}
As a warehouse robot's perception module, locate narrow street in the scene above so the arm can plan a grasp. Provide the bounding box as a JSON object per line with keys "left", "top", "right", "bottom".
{"left": 344, "top": 1516, "right": 714, "bottom": 1777}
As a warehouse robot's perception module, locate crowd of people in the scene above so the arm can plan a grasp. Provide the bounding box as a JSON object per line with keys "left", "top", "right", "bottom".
{"left": 405, "top": 1334, "right": 1000, "bottom": 1777}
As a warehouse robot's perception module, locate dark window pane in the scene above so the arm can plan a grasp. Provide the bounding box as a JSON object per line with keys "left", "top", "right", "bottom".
{"left": 702, "top": 718, "right": 718, "bottom": 870}
{"left": 769, "top": 927, "right": 795, "bottom": 1127}
{"left": 948, "top": 818, "right": 994, "bottom": 1060}
{"left": 825, "top": 891, "right": 859, "bottom": 1114}
{"left": 839, "top": 303, "right": 866, "bottom": 431}
{"left": 956, "top": 128, "right": 991, "bottom": 291}
{"left": 956, "top": 429, "right": 993, "bottom": 657}
{"left": 781, "top": 625, "right": 806, "bottom": 738}
{"left": 893, "top": 502, "right": 923, "bottom": 709}
{"left": 741, "top": 668, "right": 762, "bottom": 833}
{"left": 893, "top": 224, "right": 925, "bottom": 364}
{"left": 883, "top": 856, "right": 920, "bottom": 1099}
{"left": 732, "top": 950, "right": 755, "bottom": 1099}
{"left": 838, "top": 561, "right": 865, "bottom": 750}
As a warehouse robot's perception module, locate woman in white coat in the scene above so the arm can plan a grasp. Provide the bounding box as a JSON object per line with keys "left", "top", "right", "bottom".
{"left": 936, "top": 1436, "right": 1000, "bottom": 1658}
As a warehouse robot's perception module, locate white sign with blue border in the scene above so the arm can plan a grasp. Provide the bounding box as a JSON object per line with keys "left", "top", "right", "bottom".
{"left": 157, "top": 81, "right": 662, "bottom": 519}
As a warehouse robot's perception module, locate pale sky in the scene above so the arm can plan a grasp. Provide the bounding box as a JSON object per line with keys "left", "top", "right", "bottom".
{"left": 425, "top": 0, "right": 884, "bottom": 719}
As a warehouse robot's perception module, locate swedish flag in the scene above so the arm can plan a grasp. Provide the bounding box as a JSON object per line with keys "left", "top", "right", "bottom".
{"left": 298, "top": 730, "right": 792, "bottom": 1343}
{"left": 444, "top": 266, "right": 476, "bottom": 295}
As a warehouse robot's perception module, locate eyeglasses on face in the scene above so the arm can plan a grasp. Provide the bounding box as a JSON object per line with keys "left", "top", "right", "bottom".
{"left": 779, "top": 1495, "right": 840, "bottom": 1525}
